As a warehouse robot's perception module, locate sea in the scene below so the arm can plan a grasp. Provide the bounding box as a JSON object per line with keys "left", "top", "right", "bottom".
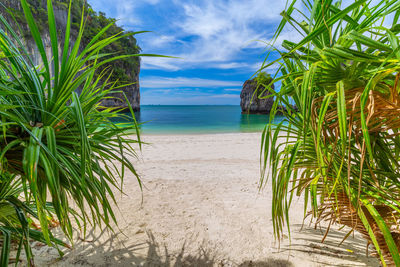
{"left": 123, "top": 105, "right": 284, "bottom": 134}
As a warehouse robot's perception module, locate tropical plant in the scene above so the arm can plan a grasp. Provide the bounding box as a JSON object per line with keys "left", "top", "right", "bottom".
{"left": 259, "top": 0, "right": 400, "bottom": 265}
{"left": 255, "top": 72, "right": 273, "bottom": 97}
{"left": 0, "top": 0, "right": 159, "bottom": 265}
{"left": 0, "top": 173, "right": 66, "bottom": 265}
{"left": 4, "top": 0, "right": 141, "bottom": 87}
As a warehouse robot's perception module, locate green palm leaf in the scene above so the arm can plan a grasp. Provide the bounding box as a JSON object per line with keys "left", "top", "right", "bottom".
{"left": 261, "top": 0, "right": 400, "bottom": 265}
{"left": 0, "top": 0, "right": 160, "bottom": 265}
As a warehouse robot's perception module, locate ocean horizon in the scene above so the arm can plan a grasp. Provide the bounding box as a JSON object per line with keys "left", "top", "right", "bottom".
{"left": 123, "top": 105, "right": 284, "bottom": 134}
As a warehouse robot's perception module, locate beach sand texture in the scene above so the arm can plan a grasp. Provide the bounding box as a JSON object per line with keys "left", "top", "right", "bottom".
{"left": 34, "top": 133, "right": 380, "bottom": 266}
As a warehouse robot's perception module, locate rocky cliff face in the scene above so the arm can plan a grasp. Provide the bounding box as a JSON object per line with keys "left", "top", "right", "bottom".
{"left": 3, "top": 0, "right": 64, "bottom": 69}
{"left": 101, "top": 66, "right": 141, "bottom": 111}
{"left": 240, "top": 78, "right": 275, "bottom": 114}
{"left": 1, "top": 0, "right": 141, "bottom": 111}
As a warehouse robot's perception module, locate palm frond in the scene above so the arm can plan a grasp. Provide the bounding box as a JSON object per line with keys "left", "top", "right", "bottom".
{"left": 261, "top": 0, "right": 400, "bottom": 265}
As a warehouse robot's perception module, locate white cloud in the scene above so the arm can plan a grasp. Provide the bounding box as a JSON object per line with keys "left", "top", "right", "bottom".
{"left": 224, "top": 88, "right": 242, "bottom": 92}
{"left": 213, "top": 62, "right": 251, "bottom": 69}
{"left": 101, "top": 0, "right": 161, "bottom": 28}
{"left": 141, "top": 76, "right": 242, "bottom": 88}
{"left": 176, "top": 0, "right": 282, "bottom": 62}
{"left": 138, "top": 0, "right": 293, "bottom": 70}
{"left": 141, "top": 91, "right": 240, "bottom": 105}
{"left": 90, "top": 0, "right": 303, "bottom": 71}
{"left": 146, "top": 35, "right": 177, "bottom": 48}
{"left": 115, "top": 0, "right": 141, "bottom": 27}
{"left": 141, "top": 57, "right": 182, "bottom": 71}
{"left": 258, "top": 61, "right": 281, "bottom": 73}
{"left": 141, "top": 57, "right": 264, "bottom": 72}
{"left": 209, "top": 94, "right": 238, "bottom": 98}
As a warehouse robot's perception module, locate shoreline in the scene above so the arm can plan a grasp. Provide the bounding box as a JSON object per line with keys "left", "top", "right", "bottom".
{"left": 34, "top": 133, "right": 379, "bottom": 266}
{"left": 136, "top": 131, "right": 264, "bottom": 136}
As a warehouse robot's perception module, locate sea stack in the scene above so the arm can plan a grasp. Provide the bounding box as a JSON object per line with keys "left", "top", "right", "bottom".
{"left": 240, "top": 76, "right": 275, "bottom": 114}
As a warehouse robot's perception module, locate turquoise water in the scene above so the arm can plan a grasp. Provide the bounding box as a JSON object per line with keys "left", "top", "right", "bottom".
{"left": 124, "top": 105, "right": 284, "bottom": 134}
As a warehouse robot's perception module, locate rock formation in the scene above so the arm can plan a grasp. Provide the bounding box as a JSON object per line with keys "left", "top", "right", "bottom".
{"left": 101, "top": 65, "right": 141, "bottom": 111}
{"left": 1, "top": 0, "right": 141, "bottom": 111}
{"left": 240, "top": 77, "right": 275, "bottom": 114}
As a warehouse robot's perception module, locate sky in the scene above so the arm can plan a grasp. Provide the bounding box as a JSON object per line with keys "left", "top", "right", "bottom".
{"left": 86, "top": 0, "right": 294, "bottom": 105}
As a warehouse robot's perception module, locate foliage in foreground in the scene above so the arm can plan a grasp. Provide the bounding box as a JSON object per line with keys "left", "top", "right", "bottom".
{"left": 0, "top": 0, "right": 155, "bottom": 265}
{"left": 3, "top": 0, "right": 141, "bottom": 86}
{"left": 260, "top": 0, "right": 400, "bottom": 265}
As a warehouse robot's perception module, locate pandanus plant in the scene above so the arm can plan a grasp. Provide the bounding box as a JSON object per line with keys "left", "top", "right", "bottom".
{"left": 0, "top": 0, "right": 161, "bottom": 265}
{"left": 260, "top": 0, "right": 400, "bottom": 265}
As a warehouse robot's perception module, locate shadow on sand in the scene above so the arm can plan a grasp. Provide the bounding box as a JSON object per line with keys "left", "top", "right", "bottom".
{"left": 45, "top": 223, "right": 382, "bottom": 267}
{"left": 50, "top": 229, "right": 293, "bottom": 267}
{"left": 278, "top": 224, "right": 380, "bottom": 267}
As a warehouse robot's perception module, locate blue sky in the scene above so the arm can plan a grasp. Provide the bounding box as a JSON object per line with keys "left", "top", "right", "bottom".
{"left": 87, "top": 0, "right": 295, "bottom": 105}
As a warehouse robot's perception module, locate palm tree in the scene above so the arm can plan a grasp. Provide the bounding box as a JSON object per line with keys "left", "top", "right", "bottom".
{"left": 0, "top": 0, "right": 162, "bottom": 264}
{"left": 260, "top": 0, "right": 400, "bottom": 265}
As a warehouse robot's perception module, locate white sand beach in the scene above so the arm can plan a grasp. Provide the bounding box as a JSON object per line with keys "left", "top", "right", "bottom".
{"left": 34, "top": 133, "right": 379, "bottom": 266}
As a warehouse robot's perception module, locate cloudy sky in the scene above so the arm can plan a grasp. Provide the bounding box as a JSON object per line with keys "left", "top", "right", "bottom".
{"left": 87, "top": 0, "right": 293, "bottom": 105}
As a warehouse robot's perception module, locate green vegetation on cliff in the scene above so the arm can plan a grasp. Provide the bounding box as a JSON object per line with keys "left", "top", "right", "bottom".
{"left": 4, "top": 0, "right": 140, "bottom": 85}
{"left": 75, "top": 4, "right": 141, "bottom": 85}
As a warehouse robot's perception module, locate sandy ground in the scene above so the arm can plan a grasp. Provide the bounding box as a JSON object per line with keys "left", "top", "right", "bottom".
{"left": 34, "top": 133, "right": 380, "bottom": 266}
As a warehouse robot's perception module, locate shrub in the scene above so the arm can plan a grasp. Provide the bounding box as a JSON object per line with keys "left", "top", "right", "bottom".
{"left": 261, "top": 0, "right": 400, "bottom": 265}
{"left": 0, "top": 0, "right": 147, "bottom": 265}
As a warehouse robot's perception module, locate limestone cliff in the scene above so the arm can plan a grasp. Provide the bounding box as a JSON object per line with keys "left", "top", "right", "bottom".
{"left": 101, "top": 65, "right": 140, "bottom": 111}
{"left": 240, "top": 77, "right": 275, "bottom": 114}
{"left": 1, "top": 0, "right": 141, "bottom": 111}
